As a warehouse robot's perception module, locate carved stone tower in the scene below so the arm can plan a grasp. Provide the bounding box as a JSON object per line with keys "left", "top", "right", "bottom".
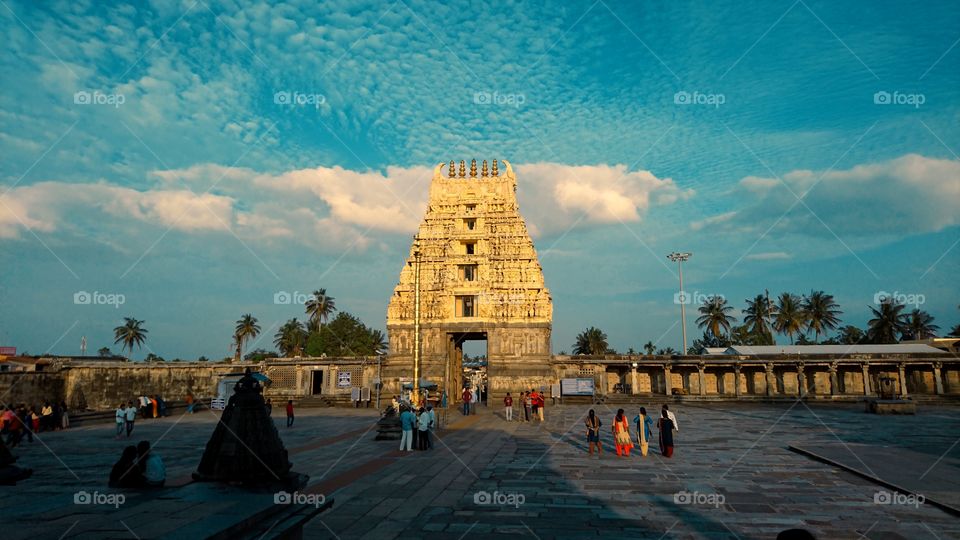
{"left": 384, "top": 159, "right": 553, "bottom": 398}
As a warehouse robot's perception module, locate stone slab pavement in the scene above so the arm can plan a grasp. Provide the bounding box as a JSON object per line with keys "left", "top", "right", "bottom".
{"left": 1, "top": 402, "right": 959, "bottom": 539}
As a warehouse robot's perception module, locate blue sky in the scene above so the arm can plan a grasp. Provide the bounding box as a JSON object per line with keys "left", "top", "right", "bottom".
{"left": 1, "top": 0, "right": 958, "bottom": 359}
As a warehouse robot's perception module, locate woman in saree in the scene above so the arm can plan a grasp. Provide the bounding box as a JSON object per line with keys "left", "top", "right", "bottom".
{"left": 612, "top": 408, "right": 633, "bottom": 457}
{"left": 585, "top": 409, "right": 602, "bottom": 456}
{"left": 632, "top": 407, "right": 653, "bottom": 457}
{"left": 657, "top": 409, "right": 675, "bottom": 457}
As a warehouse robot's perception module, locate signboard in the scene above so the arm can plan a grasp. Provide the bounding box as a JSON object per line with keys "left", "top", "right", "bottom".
{"left": 560, "top": 378, "right": 595, "bottom": 396}
{"left": 337, "top": 371, "right": 352, "bottom": 387}
{"left": 0, "top": 347, "right": 16, "bottom": 356}
{"left": 350, "top": 387, "right": 361, "bottom": 401}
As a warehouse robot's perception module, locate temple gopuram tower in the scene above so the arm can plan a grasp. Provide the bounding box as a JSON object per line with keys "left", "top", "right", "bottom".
{"left": 384, "top": 159, "right": 552, "bottom": 399}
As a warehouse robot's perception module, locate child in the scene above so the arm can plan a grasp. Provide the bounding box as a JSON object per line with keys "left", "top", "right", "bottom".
{"left": 286, "top": 400, "right": 295, "bottom": 427}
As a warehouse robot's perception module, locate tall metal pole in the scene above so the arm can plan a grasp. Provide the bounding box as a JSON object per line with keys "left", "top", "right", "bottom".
{"left": 413, "top": 237, "right": 422, "bottom": 407}
{"left": 667, "top": 252, "right": 693, "bottom": 355}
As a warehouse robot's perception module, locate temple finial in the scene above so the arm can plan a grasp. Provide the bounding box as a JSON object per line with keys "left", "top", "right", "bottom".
{"left": 449, "top": 160, "right": 456, "bottom": 178}
{"left": 458, "top": 160, "right": 466, "bottom": 177}
{"left": 470, "top": 159, "right": 478, "bottom": 178}
{"left": 492, "top": 159, "right": 499, "bottom": 176}
{"left": 482, "top": 160, "right": 489, "bottom": 177}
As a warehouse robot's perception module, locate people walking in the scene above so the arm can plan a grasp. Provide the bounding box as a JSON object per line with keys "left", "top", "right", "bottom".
{"left": 399, "top": 406, "right": 415, "bottom": 452}
{"left": 612, "top": 408, "right": 633, "bottom": 457}
{"left": 523, "top": 391, "right": 532, "bottom": 422}
{"left": 633, "top": 407, "right": 653, "bottom": 457}
{"left": 124, "top": 400, "right": 137, "bottom": 438}
{"left": 462, "top": 387, "right": 471, "bottom": 416}
{"left": 286, "top": 400, "right": 295, "bottom": 427}
{"left": 426, "top": 405, "right": 436, "bottom": 448}
{"left": 530, "top": 389, "right": 539, "bottom": 421}
{"left": 417, "top": 407, "right": 431, "bottom": 450}
{"left": 657, "top": 409, "right": 675, "bottom": 457}
{"left": 504, "top": 392, "right": 513, "bottom": 421}
{"left": 115, "top": 403, "right": 126, "bottom": 439}
{"left": 662, "top": 404, "right": 679, "bottom": 432}
{"left": 585, "top": 409, "right": 603, "bottom": 456}
{"left": 536, "top": 390, "right": 545, "bottom": 422}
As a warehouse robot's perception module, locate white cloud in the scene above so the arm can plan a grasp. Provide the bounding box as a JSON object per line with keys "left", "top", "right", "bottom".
{"left": 695, "top": 154, "right": 960, "bottom": 239}
{"left": 745, "top": 251, "right": 792, "bottom": 260}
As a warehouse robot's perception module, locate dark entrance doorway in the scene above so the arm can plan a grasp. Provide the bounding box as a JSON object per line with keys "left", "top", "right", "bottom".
{"left": 446, "top": 331, "right": 487, "bottom": 402}
{"left": 311, "top": 370, "right": 324, "bottom": 395}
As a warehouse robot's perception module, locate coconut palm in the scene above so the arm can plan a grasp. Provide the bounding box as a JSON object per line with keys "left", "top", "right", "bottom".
{"left": 573, "top": 327, "right": 608, "bottom": 355}
{"left": 643, "top": 341, "right": 655, "bottom": 355}
{"left": 866, "top": 302, "right": 907, "bottom": 344}
{"left": 802, "top": 291, "right": 842, "bottom": 343}
{"left": 233, "top": 314, "right": 261, "bottom": 361}
{"left": 369, "top": 329, "right": 388, "bottom": 355}
{"left": 743, "top": 293, "right": 775, "bottom": 343}
{"left": 113, "top": 317, "right": 148, "bottom": 357}
{"left": 305, "top": 289, "right": 336, "bottom": 331}
{"left": 903, "top": 309, "right": 939, "bottom": 340}
{"left": 772, "top": 293, "right": 805, "bottom": 344}
{"left": 273, "top": 318, "right": 307, "bottom": 357}
{"left": 695, "top": 295, "right": 737, "bottom": 339}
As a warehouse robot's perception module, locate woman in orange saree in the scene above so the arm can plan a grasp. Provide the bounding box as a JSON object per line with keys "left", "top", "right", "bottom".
{"left": 612, "top": 408, "right": 633, "bottom": 457}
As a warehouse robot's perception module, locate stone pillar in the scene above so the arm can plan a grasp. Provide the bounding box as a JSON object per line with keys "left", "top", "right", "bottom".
{"left": 698, "top": 363, "right": 706, "bottom": 396}
{"left": 663, "top": 364, "right": 672, "bottom": 395}
{"left": 898, "top": 363, "right": 908, "bottom": 397}
{"left": 765, "top": 364, "right": 775, "bottom": 397}
{"left": 862, "top": 364, "right": 871, "bottom": 396}
{"left": 934, "top": 362, "right": 944, "bottom": 395}
{"left": 797, "top": 362, "right": 806, "bottom": 398}
{"left": 630, "top": 364, "right": 638, "bottom": 395}
{"left": 734, "top": 364, "right": 742, "bottom": 398}
{"left": 829, "top": 363, "right": 840, "bottom": 396}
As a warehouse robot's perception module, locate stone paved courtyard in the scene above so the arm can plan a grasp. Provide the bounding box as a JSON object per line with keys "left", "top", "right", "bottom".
{"left": 2, "top": 402, "right": 959, "bottom": 539}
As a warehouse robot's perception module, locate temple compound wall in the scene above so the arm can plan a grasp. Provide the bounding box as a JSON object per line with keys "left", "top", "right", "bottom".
{"left": 383, "top": 159, "right": 553, "bottom": 397}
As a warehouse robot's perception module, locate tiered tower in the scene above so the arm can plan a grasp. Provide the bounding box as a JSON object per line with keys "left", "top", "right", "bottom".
{"left": 384, "top": 159, "right": 552, "bottom": 398}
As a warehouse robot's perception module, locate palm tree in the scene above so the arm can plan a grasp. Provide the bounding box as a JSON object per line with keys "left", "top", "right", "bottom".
{"left": 903, "top": 309, "right": 939, "bottom": 340}
{"left": 273, "top": 318, "right": 307, "bottom": 357}
{"left": 369, "top": 329, "right": 388, "bottom": 355}
{"left": 305, "top": 289, "right": 336, "bottom": 331}
{"left": 234, "top": 314, "right": 261, "bottom": 361}
{"left": 866, "top": 302, "right": 907, "bottom": 344}
{"left": 803, "top": 291, "right": 842, "bottom": 343}
{"left": 743, "top": 293, "right": 775, "bottom": 343}
{"left": 643, "top": 341, "right": 655, "bottom": 355}
{"left": 573, "top": 327, "right": 608, "bottom": 355}
{"left": 773, "top": 293, "right": 805, "bottom": 344}
{"left": 696, "top": 295, "right": 737, "bottom": 339}
{"left": 113, "top": 317, "right": 148, "bottom": 357}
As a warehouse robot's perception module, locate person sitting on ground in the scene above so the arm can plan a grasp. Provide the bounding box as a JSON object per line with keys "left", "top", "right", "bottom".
{"left": 137, "top": 440, "right": 166, "bottom": 487}
{"left": 109, "top": 446, "right": 145, "bottom": 488}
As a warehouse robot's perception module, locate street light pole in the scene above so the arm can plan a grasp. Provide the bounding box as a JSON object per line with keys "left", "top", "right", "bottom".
{"left": 667, "top": 252, "right": 693, "bottom": 355}
{"left": 413, "top": 236, "right": 422, "bottom": 407}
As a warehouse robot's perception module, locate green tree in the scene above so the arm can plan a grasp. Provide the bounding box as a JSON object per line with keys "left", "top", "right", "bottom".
{"left": 234, "top": 314, "right": 261, "bottom": 361}
{"left": 696, "top": 295, "right": 736, "bottom": 339}
{"left": 773, "top": 293, "right": 805, "bottom": 344}
{"left": 643, "top": 341, "right": 655, "bottom": 355}
{"left": 573, "top": 327, "right": 608, "bottom": 355}
{"left": 305, "top": 289, "right": 337, "bottom": 332}
{"left": 903, "top": 309, "right": 939, "bottom": 340}
{"left": 113, "top": 317, "right": 148, "bottom": 357}
{"left": 97, "top": 347, "right": 112, "bottom": 357}
{"left": 655, "top": 347, "right": 678, "bottom": 355}
{"left": 198, "top": 356, "right": 209, "bottom": 362}
{"left": 802, "top": 291, "right": 842, "bottom": 343}
{"left": 274, "top": 318, "right": 307, "bottom": 357}
{"left": 369, "top": 329, "right": 388, "bottom": 355}
{"left": 305, "top": 312, "right": 380, "bottom": 356}
{"left": 244, "top": 348, "right": 277, "bottom": 362}
{"left": 866, "top": 302, "right": 907, "bottom": 344}
{"left": 144, "top": 353, "right": 165, "bottom": 362}
{"left": 827, "top": 325, "right": 865, "bottom": 345}
{"left": 743, "top": 293, "right": 775, "bottom": 344}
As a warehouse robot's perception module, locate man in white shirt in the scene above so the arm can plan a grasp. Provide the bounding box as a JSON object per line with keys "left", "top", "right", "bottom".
{"left": 662, "top": 404, "right": 679, "bottom": 432}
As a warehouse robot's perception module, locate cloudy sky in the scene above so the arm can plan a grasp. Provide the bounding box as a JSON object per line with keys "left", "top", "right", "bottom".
{"left": 1, "top": 0, "right": 958, "bottom": 359}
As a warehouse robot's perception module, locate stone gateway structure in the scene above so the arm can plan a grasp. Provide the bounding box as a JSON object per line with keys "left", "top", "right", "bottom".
{"left": 384, "top": 159, "right": 553, "bottom": 398}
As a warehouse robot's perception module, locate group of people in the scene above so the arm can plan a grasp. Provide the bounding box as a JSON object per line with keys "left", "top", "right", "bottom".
{"left": 585, "top": 404, "right": 679, "bottom": 458}
{"left": 398, "top": 404, "right": 436, "bottom": 451}
{"left": 501, "top": 390, "right": 546, "bottom": 422}
{"left": 108, "top": 440, "right": 166, "bottom": 488}
{"left": 136, "top": 395, "right": 169, "bottom": 419}
{"left": 1, "top": 401, "right": 70, "bottom": 447}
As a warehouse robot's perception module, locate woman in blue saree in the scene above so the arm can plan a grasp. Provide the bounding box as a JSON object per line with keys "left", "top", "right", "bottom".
{"left": 633, "top": 407, "right": 654, "bottom": 456}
